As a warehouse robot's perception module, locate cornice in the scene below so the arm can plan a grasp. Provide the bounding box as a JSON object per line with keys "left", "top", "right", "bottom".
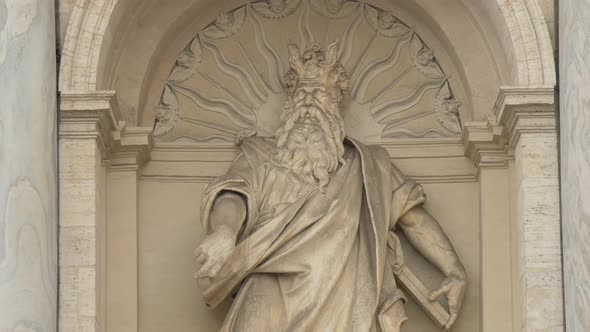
{"left": 60, "top": 87, "right": 555, "bottom": 174}
{"left": 462, "top": 121, "right": 509, "bottom": 169}
{"left": 59, "top": 91, "right": 153, "bottom": 168}
{"left": 462, "top": 86, "right": 556, "bottom": 170}
{"left": 494, "top": 86, "right": 556, "bottom": 147}
{"left": 60, "top": 90, "right": 122, "bottom": 124}
{"left": 60, "top": 90, "right": 121, "bottom": 155}
{"left": 110, "top": 127, "right": 154, "bottom": 170}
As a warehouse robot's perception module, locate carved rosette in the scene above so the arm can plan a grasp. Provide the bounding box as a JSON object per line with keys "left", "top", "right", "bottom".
{"left": 153, "top": 0, "right": 463, "bottom": 142}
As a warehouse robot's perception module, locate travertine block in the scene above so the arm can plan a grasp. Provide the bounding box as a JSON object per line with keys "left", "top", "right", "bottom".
{"left": 60, "top": 227, "right": 96, "bottom": 267}
{"left": 60, "top": 139, "right": 101, "bottom": 227}
{"left": 77, "top": 267, "right": 97, "bottom": 317}
{"left": 59, "top": 138, "right": 104, "bottom": 332}
{"left": 515, "top": 132, "right": 563, "bottom": 332}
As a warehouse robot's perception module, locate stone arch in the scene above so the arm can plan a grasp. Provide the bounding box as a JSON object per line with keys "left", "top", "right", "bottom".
{"left": 59, "top": 0, "right": 117, "bottom": 91}
{"left": 58, "top": 0, "right": 556, "bottom": 125}
{"left": 58, "top": 0, "right": 556, "bottom": 90}
{"left": 490, "top": 0, "right": 556, "bottom": 86}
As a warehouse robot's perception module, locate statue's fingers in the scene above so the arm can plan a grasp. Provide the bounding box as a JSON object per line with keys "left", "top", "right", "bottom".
{"left": 444, "top": 312, "right": 458, "bottom": 330}
{"left": 208, "top": 264, "right": 222, "bottom": 278}
{"left": 193, "top": 269, "right": 206, "bottom": 279}
{"left": 447, "top": 285, "right": 465, "bottom": 313}
{"left": 195, "top": 261, "right": 214, "bottom": 279}
{"left": 194, "top": 246, "right": 203, "bottom": 257}
{"left": 428, "top": 283, "right": 450, "bottom": 301}
{"left": 196, "top": 253, "right": 207, "bottom": 265}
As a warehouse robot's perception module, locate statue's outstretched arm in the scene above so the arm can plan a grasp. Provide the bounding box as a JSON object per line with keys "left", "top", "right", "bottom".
{"left": 194, "top": 191, "right": 247, "bottom": 279}
{"left": 398, "top": 206, "right": 467, "bottom": 329}
{"left": 208, "top": 191, "right": 247, "bottom": 236}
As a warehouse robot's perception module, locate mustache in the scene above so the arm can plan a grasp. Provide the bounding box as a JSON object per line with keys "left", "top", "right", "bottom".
{"left": 293, "top": 105, "right": 328, "bottom": 123}
{"left": 286, "top": 100, "right": 338, "bottom": 127}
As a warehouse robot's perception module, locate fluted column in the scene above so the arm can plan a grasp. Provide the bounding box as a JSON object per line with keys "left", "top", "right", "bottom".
{"left": 0, "top": 0, "right": 58, "bottom": 330}
{"left": 560, "top": 1, "right": 590, "bottom": 331}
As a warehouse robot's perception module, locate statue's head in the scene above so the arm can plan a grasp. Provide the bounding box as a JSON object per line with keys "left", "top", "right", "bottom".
{"left": 275, "top": 42, "right": 349, "bottom": 192}
{"left": 283, "top": 42, "right": 349, "bottom": 115}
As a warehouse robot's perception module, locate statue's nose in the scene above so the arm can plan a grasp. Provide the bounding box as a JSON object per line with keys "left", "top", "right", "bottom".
{"left": 304, "top": 92, "right": 314, "bottom": 105}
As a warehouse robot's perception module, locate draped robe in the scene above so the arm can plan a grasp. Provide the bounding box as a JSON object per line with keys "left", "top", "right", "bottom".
{"left": 200, "top": 136, "right": 426, "bottom": 332}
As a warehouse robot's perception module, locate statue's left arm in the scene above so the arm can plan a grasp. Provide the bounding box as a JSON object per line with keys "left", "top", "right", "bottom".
{"left": 398, "top": 206, "right": 467, "bottom": 329}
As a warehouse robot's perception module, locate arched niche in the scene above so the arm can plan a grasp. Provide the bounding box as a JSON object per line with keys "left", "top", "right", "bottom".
{"left": 59, "top": 0, "right": 555, "bottom": 126}
{"left": 56, "top": 1, "right": 558, "bottom": 331}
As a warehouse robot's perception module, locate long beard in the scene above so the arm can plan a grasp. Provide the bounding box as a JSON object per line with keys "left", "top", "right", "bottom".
{"left": 274, "top": 99, "right": 346, "bottom": 193}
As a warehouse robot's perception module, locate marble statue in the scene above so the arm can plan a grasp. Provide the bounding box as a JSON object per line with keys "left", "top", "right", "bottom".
{"left": 194, "top": 42, "right": 467, "bottom": 331}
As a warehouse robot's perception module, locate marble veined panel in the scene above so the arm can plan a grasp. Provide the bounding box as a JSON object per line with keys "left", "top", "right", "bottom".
{"left": 560, "top": 1, "right": 590, "bottom": 331}
{"left": 0, "top": 0, "right": 58, "bottom": 330}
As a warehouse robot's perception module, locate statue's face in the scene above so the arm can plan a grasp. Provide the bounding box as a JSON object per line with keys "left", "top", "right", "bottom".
{"left": 269, "top": 0, "right": 286, "bottom": 13}
{"left": 326, "top": 0, "right": 344, "bottom": 14}
{"left": 275, "top": 83, "right": 342, "bottom": 191}
{"left": 215, "top": 12, "right": 234, "bottom": 31}
{"left": 291, "top": 84, "right": 331, "bottom": 125}
{"left": 378, "top": 12, "right": 395, "bottom": 29}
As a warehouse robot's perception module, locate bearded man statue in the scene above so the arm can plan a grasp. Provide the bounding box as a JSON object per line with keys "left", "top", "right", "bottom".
{"left": 195, "top": 42, "right": 467, "bottom": 332}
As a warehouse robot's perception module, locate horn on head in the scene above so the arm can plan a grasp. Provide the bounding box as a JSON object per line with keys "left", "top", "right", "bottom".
{"left": 288, "top": 44, "right": 305, "bottom": 76}
{"left": 324, "top": 41, "right": 339, "bottom": 69}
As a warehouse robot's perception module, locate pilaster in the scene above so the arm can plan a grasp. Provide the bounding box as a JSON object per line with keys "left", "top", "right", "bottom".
{"left": 497, "top": 87, "right": 562, "bottom": 332}
{"left": 463, "top": 120, "right": 514, "bottom": 332}
{"left": 59, "top": 91, "right": 152, "bottom": 332}
{"left": 106, "top": 127, "right": 152, "bottom": 332}
{"left": 464, "top": 87, "right": 562, "bottom": 331}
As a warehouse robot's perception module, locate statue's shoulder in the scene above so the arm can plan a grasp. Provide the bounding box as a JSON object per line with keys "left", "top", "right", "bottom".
{"left": 346, "top": 137, "right": 406, "bottom": 184}
{"left": 239, "top": 136, "right": 277, "bottom": 162}
{"left": 367, "top": 144, "right": 391, "bottom": 161}
{"left": 346, "top": 137, "right": 390, "bottom": 162}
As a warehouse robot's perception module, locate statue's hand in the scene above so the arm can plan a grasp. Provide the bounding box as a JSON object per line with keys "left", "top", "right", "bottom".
{"left": 428, "top": 272, "right": 467, "bottom": 330}
{"left": 194, "top": 226, "right": 236, "bottom": 279}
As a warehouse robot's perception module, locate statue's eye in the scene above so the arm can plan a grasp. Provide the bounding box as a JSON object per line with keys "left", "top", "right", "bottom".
{"left": 313, "top": 89, "right": 325, "bottom": 99}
